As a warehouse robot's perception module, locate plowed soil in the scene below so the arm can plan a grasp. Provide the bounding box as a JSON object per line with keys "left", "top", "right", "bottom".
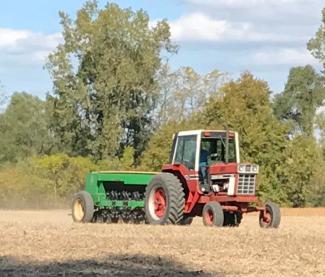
{"left": 0, "top": 209, "right": 325, "bottom": 276}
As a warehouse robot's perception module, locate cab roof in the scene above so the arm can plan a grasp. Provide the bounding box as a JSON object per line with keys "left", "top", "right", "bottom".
{"left": 177, "top": 130, "right": 237, "bottom": 137}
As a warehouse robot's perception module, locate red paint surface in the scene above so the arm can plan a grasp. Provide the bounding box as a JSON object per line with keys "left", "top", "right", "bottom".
{"left": 162, "top": 163, "right": 261, "bottom": 216}
{"left": 209, "top": 162, "right": 238, "bottom": 175}
{"left": 204, "top": 208, "right": 214, "bottom": 225}
{"left": 154, "top": 188, "right": 167, "bottom": 218}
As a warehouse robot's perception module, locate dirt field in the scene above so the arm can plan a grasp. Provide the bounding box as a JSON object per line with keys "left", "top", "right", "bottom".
{"left": 1, "top": 209, "right": 325, "bottom": 276}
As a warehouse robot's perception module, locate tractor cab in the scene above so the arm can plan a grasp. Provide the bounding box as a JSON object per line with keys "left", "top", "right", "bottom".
{"left": 168, "top": 130, "right": 258, "bottom": 195}
{"left": 170, "top": 129, "right": 239, "bottom": 171}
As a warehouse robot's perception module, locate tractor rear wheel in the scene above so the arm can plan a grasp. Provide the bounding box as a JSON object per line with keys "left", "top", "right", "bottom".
{"left": 202, "top": 201, "right": 224, "bottom": 227}
{"left": 259, "top": 202, "right": 281, "bottom": 228}
{"left": 145, "top": 173, "right": 185, "bottom": 225}
{"left": 72, "top": 191, "right": 94, "bottom": 223}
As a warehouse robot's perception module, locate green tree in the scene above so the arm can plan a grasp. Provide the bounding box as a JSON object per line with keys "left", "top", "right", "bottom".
{"left": 140, "top": 120, "right": 200, "bottom": 170}
{"left": 0, "top": 92, "right": 52, "bottom": 163}
{"left": 120, "top": 146, "right": 135, "bottom": 170}
{"left": 308, "top": 154, "right": 325, "bottom": 206}
{"left": 47, "top": 1, "right": 176, "bottom": 161}
{"left": 155, "top": 64, "right": 226, "bottom": 126}
{"left": 316, "top": 112, "right": 325, "bottom": 151}
{"left": 273, "top": 66, "right": 325, "bottom": 136}
{"left": 278, "top": 136, "right": 323, "bottom": 207}
{"left": 0, "top": 82, "right": 8, "bottom": 113}
{"left": 34, "top": 154, "right": 99, "bottom": 203}
{"left": 308, "top": 8, "right": 325, "bottom": 70}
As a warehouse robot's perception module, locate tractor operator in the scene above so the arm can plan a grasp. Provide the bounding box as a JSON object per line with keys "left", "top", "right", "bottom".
{"left": 200, "top": 147, "right": 209, "bottom": 192}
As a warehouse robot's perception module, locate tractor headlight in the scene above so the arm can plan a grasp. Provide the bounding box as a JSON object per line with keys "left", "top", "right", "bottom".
{"left": 238, "top": 164, "right": 245, "bottom": 172}
{"left": 252, "top": 165, "right": 259, "bottom": 173}
{"left": 238, "top": 164, "right": 259, "bottom": 173}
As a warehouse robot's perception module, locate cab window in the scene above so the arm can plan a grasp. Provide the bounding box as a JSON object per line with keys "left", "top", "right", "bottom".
{"left": 174, "top": 135, "right": 197, "bottom": 170}
{"left": 201, "top": 137, "right": 236, "bottom": 165}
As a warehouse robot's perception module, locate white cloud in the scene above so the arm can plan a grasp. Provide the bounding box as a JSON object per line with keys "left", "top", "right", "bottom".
{"left": 168, "top": 13, "right": 307, "bottom": 43}
{"left": 182, "top": 0, "right": 324, "bottom": 28}
{"left": 166, "top": 1, "right": 323, "bottom": 92}
{"left": 170, "top": 13, "right": 228, "bottom": 41}
{"left": 251, "top": 48, "right": 319, "bottom": 66}
{"left": 0, "top": 28, "right": 29, "bottom": 47}
{"left": 0, "top": 28, "right": 62, "bottom": 67}
{"left": 186, "top": 0, "right": 308, "bottom": 9}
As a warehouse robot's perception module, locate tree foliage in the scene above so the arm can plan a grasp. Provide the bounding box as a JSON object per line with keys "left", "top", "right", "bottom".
{"left": 278, "top": 136, "right": 322, "bottom": 207}
{"left": 273, "top": 65, "right": 325, "bottom": 136}
{"left": 308, "top": 8, "right": 325, "bottom": 70}
{"left": 0, "top": 82, "right": 8, "bottom": 113}
{"left": 0, "top": 92, "right": 52, "bottom": 163}
{"left": 34, "top": 154, "right": 98, "bottom": 202}
{"left": 47, "top": 1, "right": 176, "bottom": 160}
{"left": 140, "top": 120, "right": 201, "bottom": 170}
{"left": 155, "top": 64, "right": 226, "bottom": 126}
{"left": 0, "top": 155, "right": 100, "bottom": 208}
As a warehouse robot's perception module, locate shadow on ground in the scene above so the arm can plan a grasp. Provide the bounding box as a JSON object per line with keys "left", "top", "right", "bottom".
{"left": 0, "top": 254, "right": 222, "bottom": 276}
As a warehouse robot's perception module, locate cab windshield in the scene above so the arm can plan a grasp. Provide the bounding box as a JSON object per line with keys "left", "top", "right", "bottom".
{"left": 201, "top": 136, "right": 236, "bottom": 165}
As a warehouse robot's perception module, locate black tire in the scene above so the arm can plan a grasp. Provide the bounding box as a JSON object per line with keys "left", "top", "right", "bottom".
{"left": 179, "top": 215, "right": 194, "bottom": 225}
{"left": 72, "top": 191, "right": 94, "bottom": 223}
{"left": 202, "top": 201, "right": 224, "bottom": 227}
{"left": 145, "top": 173, "right": 185, "bottom": 225}
{"left": 223, "top": 212, "right": 242, "bottom": 227}
{"left": 259, "top": 202, "right": 281, "bottom": 228}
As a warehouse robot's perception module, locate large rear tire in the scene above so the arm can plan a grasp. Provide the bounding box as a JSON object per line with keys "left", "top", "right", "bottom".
{"left": 145, "top": 173, "right": 185, "bottom": 225}
{"left": 72, "top": 191, "right": 94, "bottom": 223}
{"left": 259, "top": 202, "right": 281, "bottom": 228}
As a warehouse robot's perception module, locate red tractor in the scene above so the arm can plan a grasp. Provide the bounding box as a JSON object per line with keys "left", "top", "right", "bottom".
{"left": 144, "top": 129, "right": 280, "bottom": 228}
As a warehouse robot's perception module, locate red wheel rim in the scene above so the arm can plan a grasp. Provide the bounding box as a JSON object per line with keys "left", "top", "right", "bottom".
{"left": 261, "top": 210, "right": 272, "bottom": 226}
{"left": 153, "top": 188, "right": 167, "bottom": 218}
{"left": 204, "top": 208, "right": 214, "bottom": 225}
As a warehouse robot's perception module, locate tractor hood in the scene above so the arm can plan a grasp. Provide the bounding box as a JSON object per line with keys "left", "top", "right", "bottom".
{"left": 209, "top": 163, "right": 259, "bottom": 175}
{"left": 208, "top": 163, "right": 238, "bottom": 175}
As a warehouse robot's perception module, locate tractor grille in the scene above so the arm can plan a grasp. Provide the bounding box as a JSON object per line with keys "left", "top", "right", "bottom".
{"left": 237, "top": 174, "right": 256, "bottom": 195}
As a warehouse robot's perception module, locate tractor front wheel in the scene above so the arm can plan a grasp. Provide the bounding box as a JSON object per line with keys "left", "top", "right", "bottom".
{"left": 202, "top": 201, "right": 224, "bottom": 227}
{"left": 145, "top": 173, "right": 185, "bottom": 225}
{"left": 72, "top": 191, "right": 94, "bottom": 223}
{"left": 259, "top": 202, "right": 281, "bottom": 228}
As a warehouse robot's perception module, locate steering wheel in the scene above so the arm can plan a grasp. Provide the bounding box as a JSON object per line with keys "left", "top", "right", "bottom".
{"left": 210, "top": 153, "right": 219, "bottom": 160}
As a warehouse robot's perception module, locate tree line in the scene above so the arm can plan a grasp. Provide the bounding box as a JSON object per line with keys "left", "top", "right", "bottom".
{"left": 0, "top": 1, "right": 324, "bottom": 208}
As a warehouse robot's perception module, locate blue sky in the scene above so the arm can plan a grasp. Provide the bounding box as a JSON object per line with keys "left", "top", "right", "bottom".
{"left": 0, "top": 0, "right": 323, "bottom": 99}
